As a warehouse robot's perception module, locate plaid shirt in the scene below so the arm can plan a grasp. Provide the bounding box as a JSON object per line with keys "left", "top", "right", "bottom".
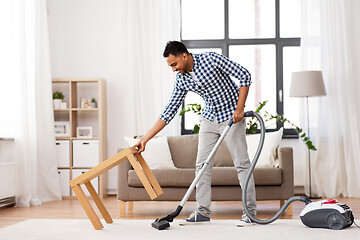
{"left": 159, "top": 52, "right": 251, "bottom": 124}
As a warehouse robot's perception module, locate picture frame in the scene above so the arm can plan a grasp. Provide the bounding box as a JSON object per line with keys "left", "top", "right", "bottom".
{"left": 77, "top": 126, "right": 93, "bottom": 138}
{"left": 54, "top": 121, "right": 70, "bottom": 137}
{"left": 80, "top": 98, "right": 91, "bottom": 108}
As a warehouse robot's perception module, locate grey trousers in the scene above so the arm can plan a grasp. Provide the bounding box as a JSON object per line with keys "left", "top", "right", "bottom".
{"left": 195, "top": 116, "right": 257, "bottom": 217}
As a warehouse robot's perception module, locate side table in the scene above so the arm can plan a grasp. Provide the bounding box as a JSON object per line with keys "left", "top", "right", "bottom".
{"left": 69, "top": 147, "right": 163, "bottom": 230}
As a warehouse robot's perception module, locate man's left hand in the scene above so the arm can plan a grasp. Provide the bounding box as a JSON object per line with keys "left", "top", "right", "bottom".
{"left": 233, "top": 108, "right": 244, "bottom": 124}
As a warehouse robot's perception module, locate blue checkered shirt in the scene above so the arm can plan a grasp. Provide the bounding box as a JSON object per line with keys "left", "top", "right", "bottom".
{"left": 159, "top": 52, "right": 251, "bottom": 124}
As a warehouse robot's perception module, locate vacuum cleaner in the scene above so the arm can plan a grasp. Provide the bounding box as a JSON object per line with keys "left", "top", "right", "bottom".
{"left": 151, "top": 111, "right": 357, "bottom": 230}
{"left": 300, "top": 199, "right": 354, "bottom": 230}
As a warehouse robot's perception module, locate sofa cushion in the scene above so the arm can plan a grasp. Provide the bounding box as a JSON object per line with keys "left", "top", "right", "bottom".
{"left": 167, "top": 135, "right": 198, "bottom": 168}
{"left": 247, "top": 128, "right": 284, "bottom": 167}
{"left": 167, "top": 132, "right": 284, "bottom": 168}
{"left": 212, "top": 142, "right": 234, "bottom": 167}
{"left": 128, "top": 167, "right": 282, "bottom": 187}
{"left": 167, "top": 135, "right": 234, "bottom": 168}
{"left": 124, "top": 136, "right": 176, "bottom": 169}
{"left": 211, "top": 167, "right": 282, "bottom": 186}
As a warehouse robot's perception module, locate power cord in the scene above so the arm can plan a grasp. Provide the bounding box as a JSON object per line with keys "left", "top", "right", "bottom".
{"left": 354, "top": 219, "right": 360, "bottom": 228}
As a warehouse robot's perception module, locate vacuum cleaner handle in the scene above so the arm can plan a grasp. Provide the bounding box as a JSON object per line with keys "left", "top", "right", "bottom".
{"left": 244, "top": 111, "right": 255, "bottom": 117}
{"left": 228, "top": 111, "right": 254, "bottom": 127}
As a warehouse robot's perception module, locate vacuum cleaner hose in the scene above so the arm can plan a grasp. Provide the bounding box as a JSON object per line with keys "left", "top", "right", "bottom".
{"left": 242, "top": 111, "right": 311, "bottom": 224}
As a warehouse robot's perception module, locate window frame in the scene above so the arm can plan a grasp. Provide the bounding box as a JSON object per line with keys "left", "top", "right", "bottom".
{"left": 180, "top": 0, "right": 300, "bottom": 137}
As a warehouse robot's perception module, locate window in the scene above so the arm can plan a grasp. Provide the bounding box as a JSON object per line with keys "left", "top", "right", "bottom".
{"left": 180, "top": 0, "right": 301, "bottom": 136}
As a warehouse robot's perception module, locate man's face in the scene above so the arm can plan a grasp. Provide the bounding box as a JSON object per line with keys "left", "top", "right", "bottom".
{"left": 166, "top": 53, "right": 191, "bottom": 74}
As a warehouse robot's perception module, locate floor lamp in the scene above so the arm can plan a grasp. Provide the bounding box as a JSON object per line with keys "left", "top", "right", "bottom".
{"left": 289, "top": 71, "right": 326, "bottom": 198}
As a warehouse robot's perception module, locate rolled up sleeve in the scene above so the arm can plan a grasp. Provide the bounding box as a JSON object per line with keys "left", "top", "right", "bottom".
{"left": 159, "top": 84, "right": 188, "bottom": 124}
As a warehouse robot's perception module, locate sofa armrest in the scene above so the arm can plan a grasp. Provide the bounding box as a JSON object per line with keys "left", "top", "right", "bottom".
{"left": 277, "top": 147, "right": 294, "bottom": 198}
{"left": 117, "top": 148, "right": 132, "bottom": 201}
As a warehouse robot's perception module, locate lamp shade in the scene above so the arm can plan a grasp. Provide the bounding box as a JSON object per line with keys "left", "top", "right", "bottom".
{"left": 289, "top": 71, "right": 326, "bottom": 97}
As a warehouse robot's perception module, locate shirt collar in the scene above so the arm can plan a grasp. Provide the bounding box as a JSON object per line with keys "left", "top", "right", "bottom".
{"left": 191, "top": 53, "right": 199, "bottom": 70}
{"left": 177, "top": 53, "right": 198, "bottom": 78}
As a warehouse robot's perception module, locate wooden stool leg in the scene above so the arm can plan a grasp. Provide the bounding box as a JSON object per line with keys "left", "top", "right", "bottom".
{"left": 127, "top": 154, "right": 157, "bottom": 199}
{"left": 120, "top": 200, "right": 125, "bottom": 217}
{"left": 128, "top": 201, "right": 133, "bottom": 211}
{"left": 280, "top": 200, "right": 293, "bottom": 216}
{"left": 72, "top": 184, "right": 103, "bottom": 230}
{"left": 286, "top": 203, "right": 293, "bottom": 216}
{"left": 85, "top": 181, "right": 113, "bottom": 224}
{"left": 136, "top": 154, "right": 163, "bottom": 196}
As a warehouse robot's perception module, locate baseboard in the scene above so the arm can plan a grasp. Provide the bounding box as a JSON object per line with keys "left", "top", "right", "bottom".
{"left": 107, "top": 188, "right": 117, "bottom": 195}
{"left": 0, "top": 196, "right": 16, "bottom": 209}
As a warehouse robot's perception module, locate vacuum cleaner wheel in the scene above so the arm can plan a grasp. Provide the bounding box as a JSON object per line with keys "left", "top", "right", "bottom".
{"left": 326, "top": 212, "right": 346, "bottom": 230}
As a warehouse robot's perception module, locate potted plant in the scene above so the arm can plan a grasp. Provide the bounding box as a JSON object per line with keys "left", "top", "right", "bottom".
{"left": 91, "top": 98, "right": 97, "bottom": 108}
{"left": 180, "top": 100, "right": 316, "bottom": 151}
{"left": 53, "top": 91, "right": 65, "bottom": 109}
{"left": 179, "top": 103, "right": 203, "bottom": 134}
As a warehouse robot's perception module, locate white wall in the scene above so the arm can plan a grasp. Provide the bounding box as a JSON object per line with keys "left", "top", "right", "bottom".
{"left": 46, "top": 0, "right": 181, "bottom": 194}
{"left": 47, "top": 0, "right": 131, "bottom": 193}
{"left": 46, "top": 0, "right": 307, "bottom": 194}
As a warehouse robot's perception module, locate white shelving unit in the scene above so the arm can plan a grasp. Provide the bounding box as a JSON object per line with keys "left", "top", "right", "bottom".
{"left": 52, "top": 78, "right": 107, "bottom": 198}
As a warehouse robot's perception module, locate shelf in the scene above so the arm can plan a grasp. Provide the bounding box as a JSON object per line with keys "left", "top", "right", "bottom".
{"left": 54, "top": 108, "right": 98, "bottom": 111}
{"left": 55, "top": 137, "right": 99, "bottom": 140}
{"left": 58, "top": 167, "right": 92, "bottom": 170}
{"left": 53, "top": 78, "right": 107, "bottom": 198}
{"left": 71, "top": 108, "right": 98, "bottom": 111}
{"left": 53, "top": 78, "right": 101, "bottom": 83}
{"left": 54, "top": 109, "right": 70, "bottom": 113}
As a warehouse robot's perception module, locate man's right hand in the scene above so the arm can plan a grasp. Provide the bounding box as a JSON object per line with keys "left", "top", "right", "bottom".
{"left": 133, "top": 118, "right": 166, "bottom": 153}
{"left": 134, "top": 139, "right": 146, "bottom": 153}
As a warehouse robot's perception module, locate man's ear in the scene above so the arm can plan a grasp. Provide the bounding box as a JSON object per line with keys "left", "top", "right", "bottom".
{"left": 182, "top": 52, "right": 188, "bottom": 60}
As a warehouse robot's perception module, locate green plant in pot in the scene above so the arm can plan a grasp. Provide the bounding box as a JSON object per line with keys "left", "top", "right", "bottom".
{"left": 91, "top": 98, "right": 97, "bottom": 108}
{"left": 180, "top": 100, "right": 316, "bottom": 151}
{"left": 52, "top": 91, "right": 65, "bottom": 109}
{"left": 179, "top": 103, "right": 204, "bottom": 134}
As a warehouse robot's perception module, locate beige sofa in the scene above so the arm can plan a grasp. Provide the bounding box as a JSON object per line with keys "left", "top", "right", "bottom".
{"left": 117, "top": 134, "right": 294, "bottom": 216}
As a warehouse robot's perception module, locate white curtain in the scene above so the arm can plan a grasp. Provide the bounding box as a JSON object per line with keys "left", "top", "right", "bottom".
{"left": 9, "top": 0, "right": 61, "bottom": 206}
{"left": 301, "top": 0, "right": 360, "bottom": 197}
{"left": 119, "top": 0, "right": 181, "bottom": 136}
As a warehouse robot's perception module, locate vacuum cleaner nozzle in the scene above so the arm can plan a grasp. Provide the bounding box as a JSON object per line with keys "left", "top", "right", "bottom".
{"left": 151, "top": 219, "right": 170, "bottom": 230}
{"left": 152, "top": 205, "right": 183, "bottom": 230}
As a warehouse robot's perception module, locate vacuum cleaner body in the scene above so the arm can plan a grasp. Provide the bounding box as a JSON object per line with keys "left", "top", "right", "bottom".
{"left": 300, "top": 199, "right": 354, "bottom": 230}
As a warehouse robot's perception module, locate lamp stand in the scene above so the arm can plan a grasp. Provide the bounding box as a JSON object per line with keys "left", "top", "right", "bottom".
{"left": 306, "top": 96, "right": 321, "bottom": 199}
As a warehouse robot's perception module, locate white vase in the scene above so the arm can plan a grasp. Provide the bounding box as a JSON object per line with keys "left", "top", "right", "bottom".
{"left": 60, "top": 102, "right": 67, "bottom": 109}
{"left": 53, "top": 99, "right": 62, "bottom": 109}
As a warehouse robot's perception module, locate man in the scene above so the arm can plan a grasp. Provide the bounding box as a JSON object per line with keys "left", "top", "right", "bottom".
{"left": 135, "top": 41, "right": 256, "bottom": 227}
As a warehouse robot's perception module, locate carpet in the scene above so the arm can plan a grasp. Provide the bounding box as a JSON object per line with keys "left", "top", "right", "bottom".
{"left": 0, "top": 219, "right": 359, "bottom": 240}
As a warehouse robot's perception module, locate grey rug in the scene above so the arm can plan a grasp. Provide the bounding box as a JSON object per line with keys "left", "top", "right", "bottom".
{"left": 0, "top": 219, "right": 359, "bottom": 240}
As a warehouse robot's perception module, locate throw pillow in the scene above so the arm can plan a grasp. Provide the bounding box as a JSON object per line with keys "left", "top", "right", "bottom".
{"left": 124, "top": 136, "right": 176, "bottom": 169}
{"left": 246, "top": 127, "right": 283, "bottom": 168}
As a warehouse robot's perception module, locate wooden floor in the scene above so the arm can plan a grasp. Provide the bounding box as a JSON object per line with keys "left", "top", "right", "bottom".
{"left": 1, "top": 196, "right": 359, "bottom": 228}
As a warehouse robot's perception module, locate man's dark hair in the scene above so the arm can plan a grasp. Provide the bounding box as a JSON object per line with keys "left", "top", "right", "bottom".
{"left": 163, "top": 41, "right": 189, "bottom": 58}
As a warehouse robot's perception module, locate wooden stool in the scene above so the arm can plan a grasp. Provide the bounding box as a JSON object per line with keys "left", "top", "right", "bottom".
{"left": 69, "top": 147, "right": 163, "bottom": 230}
